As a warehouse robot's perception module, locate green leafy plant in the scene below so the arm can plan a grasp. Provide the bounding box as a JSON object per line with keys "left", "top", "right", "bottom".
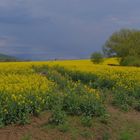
{"left": 81, "top": 115, "right": 93, "bottom": 127}
{"left": 48, "top": 106, "right": 67, "bottom": 125}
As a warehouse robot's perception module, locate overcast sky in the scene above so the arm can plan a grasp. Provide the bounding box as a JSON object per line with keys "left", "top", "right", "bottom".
{"left": 0, "top": 0, "right": 140, "bottom": 60}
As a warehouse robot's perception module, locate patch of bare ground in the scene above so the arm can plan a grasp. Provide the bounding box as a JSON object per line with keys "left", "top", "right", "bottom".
{"left": 105, "top": 106, "right": 140, "bottom": 140}
{"left": 0, "top": 107, "right": 139, "bottom": 140}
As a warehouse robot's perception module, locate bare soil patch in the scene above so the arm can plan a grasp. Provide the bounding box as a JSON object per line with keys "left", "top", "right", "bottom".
{"left": 0, "top": 107, "right": 139, "bottom": 140}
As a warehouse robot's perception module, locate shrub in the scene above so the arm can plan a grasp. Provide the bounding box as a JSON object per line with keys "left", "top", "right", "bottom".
{"left": 90, "top": 52, "right": 104, "bottom": 64}
{"left": 120, "top": 56, "right": 140, "bottom": 67}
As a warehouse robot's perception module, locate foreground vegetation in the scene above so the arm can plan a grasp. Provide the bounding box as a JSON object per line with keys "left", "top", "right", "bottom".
{"left": 47, "top": 59, "right": 140, "bottom": 111}
{"left": 0, "top": 59, "right": 139, "bottom": 139}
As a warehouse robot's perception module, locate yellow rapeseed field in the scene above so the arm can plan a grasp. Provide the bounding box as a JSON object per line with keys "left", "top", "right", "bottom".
{"left": 0, "top": 58, "right": 139, "bottom": 125}
{"left": 0, "top": 62, "right": 55, "bottom": 124}
{"left": 1, "top": 58, "right": 140, "bottom": 99}
{"left": 47, "top": 58, "right": 140, "bottom": 92}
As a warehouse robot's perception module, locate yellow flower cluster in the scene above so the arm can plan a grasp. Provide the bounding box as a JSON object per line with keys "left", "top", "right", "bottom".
{"left": 0, "top": 62, "right": 54, "bottom": 118}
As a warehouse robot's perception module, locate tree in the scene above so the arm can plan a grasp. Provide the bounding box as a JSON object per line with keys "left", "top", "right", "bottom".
{"left": 103, "top": 29, "right": 140, "bottom": 66}
{"left": 90, "top": 52, "right": 103, "bottom": 64}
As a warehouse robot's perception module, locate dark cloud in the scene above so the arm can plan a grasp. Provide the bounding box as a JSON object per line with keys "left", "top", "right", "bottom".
{"left": 0, "top": 0, "right": 140, "bottom": 60}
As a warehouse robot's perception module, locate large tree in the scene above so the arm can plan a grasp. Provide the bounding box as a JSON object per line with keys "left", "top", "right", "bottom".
{"left": 103, "top": 29, "right": 140, "bottom": 66}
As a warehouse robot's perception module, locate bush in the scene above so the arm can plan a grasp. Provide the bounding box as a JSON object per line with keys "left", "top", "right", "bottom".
{"left": 90, "top": 52, "right": 104, "bottom": 64}
{"left": 120, "top": 56, "right": 140, "bottom": 67}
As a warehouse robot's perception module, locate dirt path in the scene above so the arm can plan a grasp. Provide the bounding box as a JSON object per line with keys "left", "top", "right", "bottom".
{"left": 0, "top": 107, "right": 140, "bottom": 140}
{"left": 0, "top": 112, "right": 50, "bottom": 140}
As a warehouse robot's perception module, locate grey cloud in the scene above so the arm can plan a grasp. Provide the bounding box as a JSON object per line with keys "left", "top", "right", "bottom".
{"left": 0, "top": 0, "right": 140, "bottom": 60}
